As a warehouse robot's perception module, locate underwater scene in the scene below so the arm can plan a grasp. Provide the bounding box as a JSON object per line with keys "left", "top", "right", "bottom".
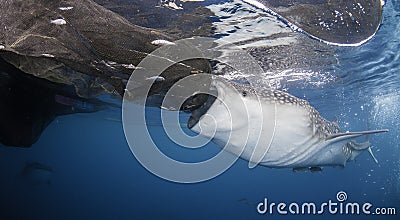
{"left": 0, "top": 0, "right": 399, "bottom": 219}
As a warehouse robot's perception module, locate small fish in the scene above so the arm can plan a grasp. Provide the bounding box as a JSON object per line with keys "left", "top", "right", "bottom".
{"left": 292, "top": 167, "right": 308, "bottom": 173}
{"left": 146, "top": 76, "right": 165, "bottom": 82}
{"left": 309, "top": 167, "right": 323, "bottom": 173}
{"left": 100, "top": 60, "right": 116, "bottom": 69}
{"left": 122, "top": 64, "right": 136, "bottom": 69}
{"left": 58, "top": 6, "right": 73, "bottom": 11}
{"left": 0, "top": 45, "right": 5, "bottom": 50}
{"left": 51, "top": 18, "right": 67, "bottom": 25}
{"left": 165, "top": 2, "right": 183, "bottom": 10}
{"left": 151, "top": 39, "right": 175, "bottom": 46}
{"left": 41, "top": 53, "right": 55, "bottom": 58}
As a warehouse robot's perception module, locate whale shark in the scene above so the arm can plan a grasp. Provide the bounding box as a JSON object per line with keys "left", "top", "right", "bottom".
{"left": 188, "top": 77, "right": 388, "bottom": 170}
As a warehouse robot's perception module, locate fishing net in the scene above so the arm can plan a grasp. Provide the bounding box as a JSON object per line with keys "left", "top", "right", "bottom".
{"left": 0, "top": 0, "right": 212, "bottom": 98}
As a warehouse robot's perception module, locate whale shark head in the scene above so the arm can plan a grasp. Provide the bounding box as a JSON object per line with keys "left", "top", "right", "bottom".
{"left": 188, "top": 78, "right": 255, "bottom": 156}
{"left": 188, "top": 77, "right": 388, "bottom": 169}
{"left": 188, "top": 78, "right": 254, "bottom": 133}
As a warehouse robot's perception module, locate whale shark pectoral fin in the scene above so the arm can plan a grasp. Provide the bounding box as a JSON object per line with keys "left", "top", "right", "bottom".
{"left": 326, "top": 129, "right": 389, "bottom": 142}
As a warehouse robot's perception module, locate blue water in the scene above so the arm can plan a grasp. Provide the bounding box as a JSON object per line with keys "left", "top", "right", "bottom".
{"left": 1, "top": 0, "right": 399, "bottom": 219}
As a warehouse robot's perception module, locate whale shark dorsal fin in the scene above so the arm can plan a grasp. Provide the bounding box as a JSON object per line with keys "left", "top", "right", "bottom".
{"left": 326, "top": 129, "right": 389, "bottom": 141}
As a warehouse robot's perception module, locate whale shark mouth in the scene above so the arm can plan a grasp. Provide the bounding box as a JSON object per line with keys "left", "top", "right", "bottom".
{"left": 187, "top": 95, "right": 216, "bottom": 129}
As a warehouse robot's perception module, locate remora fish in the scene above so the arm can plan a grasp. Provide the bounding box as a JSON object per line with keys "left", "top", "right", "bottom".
{"left": 188, "top": 77, "right": 388, "bottom": 169}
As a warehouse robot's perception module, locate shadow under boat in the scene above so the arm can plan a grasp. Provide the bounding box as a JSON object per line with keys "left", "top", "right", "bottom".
{"left": 0, "top": 57, "right": 118, "bottom": 147}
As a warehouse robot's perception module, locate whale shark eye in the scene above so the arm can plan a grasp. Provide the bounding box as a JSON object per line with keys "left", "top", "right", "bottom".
{"left": 242, "top": 91, "right": 247, "bottom": 97}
